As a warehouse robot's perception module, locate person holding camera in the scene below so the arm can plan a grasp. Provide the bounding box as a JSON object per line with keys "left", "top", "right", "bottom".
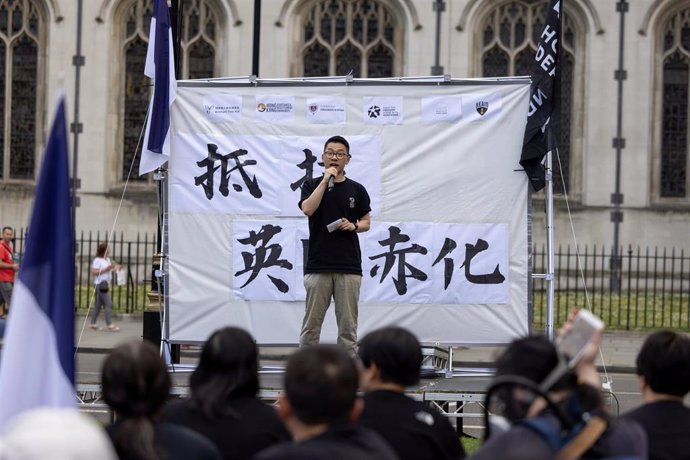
{"left": 471, "top": 315, "right": 647, "bottom": 460}
{"left": 90, "top": 242, "right": 120, "bottom": 331}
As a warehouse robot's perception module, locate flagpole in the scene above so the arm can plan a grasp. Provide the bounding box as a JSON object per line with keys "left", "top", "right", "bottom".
{"left": 545, "top": 144, "right": 555, "bottom": 340}
{"left": 71, "top": 0, "right": 84, "bottom": 239}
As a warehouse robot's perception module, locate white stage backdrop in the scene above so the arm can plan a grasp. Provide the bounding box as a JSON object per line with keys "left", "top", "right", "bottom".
{"left": 167, "top": 78, "right": 531, "bottom": 345}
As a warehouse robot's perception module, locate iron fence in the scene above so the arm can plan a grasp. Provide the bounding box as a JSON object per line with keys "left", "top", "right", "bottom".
{"left": 11, "top": 228, "right": 158, "bottom": 314}
{"left": 7, "top": 229, "right": 690, "bottom": 329}
{"left": 532, "top": 244, "right": 690, "bottom": 330}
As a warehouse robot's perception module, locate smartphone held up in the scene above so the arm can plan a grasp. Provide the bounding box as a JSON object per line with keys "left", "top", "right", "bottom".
{"left": 555, "top": 310, "right": 604, "bottom": 368}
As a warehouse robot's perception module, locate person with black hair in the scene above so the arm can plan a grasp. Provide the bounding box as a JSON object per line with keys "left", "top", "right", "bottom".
{"left": 471, "top": 334, "right": 647, "bottom": 460}
{"left": 161, "top": 327, "right": 289, "bottom": 459}
{"left": 298, "top": 135, "right": 371, "bottom": 356}
{"left": 102, "top": 340, "right": 221, "bottom": 460}
{"left": 624, "top": 330, "right": 690, "bottom": 460}
{"left": 255, "top": 345, "right": 397, "bottom": 460}
{"left": 357, "top": 327, "right": 466, "bottom": 460}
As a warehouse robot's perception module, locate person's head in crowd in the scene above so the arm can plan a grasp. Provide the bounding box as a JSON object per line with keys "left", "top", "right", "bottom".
{"left": 189, "top": 326, "right": 260, "bottom": 418}
{"left": 358, "top": 326, "right": 422, "bottom": 392}
{"left": 0, "top": 407, "right": 117, "bottom": 460}
{"left": 636, "top": 330, "right": 690, "bottom": 400}
{"left": 495, "top": 335, "right": 576, "bottom": 392}
{"left": 277, "top": 345, "right": 361, "bottom": 440}
{"left": 489, "top": 335, "right": 602, "bottom": 427}
{"left": 101, "top": 340, "right": 170, "bottom": 459}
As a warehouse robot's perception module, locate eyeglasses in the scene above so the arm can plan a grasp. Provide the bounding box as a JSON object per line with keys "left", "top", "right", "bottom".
{"left": 324, "top": 150, "right": 349, "bottom": 159}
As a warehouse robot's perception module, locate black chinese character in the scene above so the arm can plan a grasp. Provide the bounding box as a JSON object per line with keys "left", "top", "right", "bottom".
{"left": 235, "top": 224, "right": 293, "bottom": 293}
{"left": 432, "top": 237, "right": 458, "bottom": 290}
{"left": 194, "top": 143, "right": 262, "bottom": 200}
{"left": 369, "top": 226, "right": 428, "bottom": 295}
{"left": 290, "top": 148, "right": 318, "bottom": 191}
{"left": 459, "top": 238, "right": 505, "bottom": 284}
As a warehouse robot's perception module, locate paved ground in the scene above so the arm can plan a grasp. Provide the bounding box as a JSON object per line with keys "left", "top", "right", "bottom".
{"left": 74, "top": 313, "right": 650, "bottom": 373}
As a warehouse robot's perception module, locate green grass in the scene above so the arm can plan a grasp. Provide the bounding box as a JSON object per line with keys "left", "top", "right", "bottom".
{"left": 75, "top": 284, "right": 152, "bottom": 314}
{"left": 532, "top": 291, "right": 690, "bottom": 331}
{"left": 461, "top": 436, "right": 482, "bottom": 454}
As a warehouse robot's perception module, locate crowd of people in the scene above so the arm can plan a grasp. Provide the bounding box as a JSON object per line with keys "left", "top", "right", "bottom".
{"left": 1, "top": 320, "right": 689, "bottom": 459}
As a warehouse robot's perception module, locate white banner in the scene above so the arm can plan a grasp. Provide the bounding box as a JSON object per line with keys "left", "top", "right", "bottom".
{"left": 168, "top": 79, "right": 531, "bottom": 345}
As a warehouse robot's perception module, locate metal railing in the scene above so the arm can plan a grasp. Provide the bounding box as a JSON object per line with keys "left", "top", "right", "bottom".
{"left": 532, "top": 244, "right": 690, "bottom": 330}
{"left": 10, "top": 228, "right": 158, "bottom": 314}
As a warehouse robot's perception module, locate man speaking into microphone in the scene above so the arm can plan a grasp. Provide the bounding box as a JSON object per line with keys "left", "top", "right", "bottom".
{"left": 298, "top": 136, "right": 371, "bottom": 356}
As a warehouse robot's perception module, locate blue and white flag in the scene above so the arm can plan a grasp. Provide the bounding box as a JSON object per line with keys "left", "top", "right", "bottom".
{"left": 140, "top": 0, "right": 177, "bottom": 175}
{"left": 0, "top": 97, "right": 75, "bottom": 432}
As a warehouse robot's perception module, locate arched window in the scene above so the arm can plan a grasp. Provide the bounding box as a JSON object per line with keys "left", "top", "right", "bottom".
{"left": 656, "top": 5, "right": 690, "bottom": 201}
{"left": 118, "top": 0, "right": 220, "bottom": 182}
{"left": 0, "top": 0, "right": 46, "bottom": 182}
{"left": 478, "top": 0, "right": 583, "bottom": 195}
{"left": 296, "top": 0, "right": 403, "bottom": 78}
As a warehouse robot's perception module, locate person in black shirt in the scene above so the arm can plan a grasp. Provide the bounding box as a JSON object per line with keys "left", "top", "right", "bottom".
{"left": 358, "top": 326, "right": 466, "bottom": 460}
{"left": 255, "top": 345, "right": 397, "bottom": 460}
{"left": 162, "top": 327, "right": 290, "bottom": 459}
{"left": 624, "top": 330, "right": 690, "bottom": 460}
{"left": 298, "top": 135, "right": 371, "bottom": 356}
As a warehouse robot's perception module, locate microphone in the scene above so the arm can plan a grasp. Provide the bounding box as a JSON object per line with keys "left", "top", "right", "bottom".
{"left": 328, "top": 175, "right": 334, "bottom": 192}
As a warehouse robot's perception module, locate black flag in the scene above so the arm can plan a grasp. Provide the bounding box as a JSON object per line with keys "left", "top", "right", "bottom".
{"left": 520, "top": 0, "right": 562, "bottom": 192}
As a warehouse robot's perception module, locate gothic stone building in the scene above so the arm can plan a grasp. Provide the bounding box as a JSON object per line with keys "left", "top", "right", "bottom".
{"left": 0, "top": 0, "right": 688, "bottom": 252}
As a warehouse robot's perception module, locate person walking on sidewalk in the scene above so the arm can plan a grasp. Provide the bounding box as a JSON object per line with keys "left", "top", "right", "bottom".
{"left": 90, "top": 242, "right": 120, "bottom": 331}
{"left": 0, "top": 226, "right": 19, "bottom": 317}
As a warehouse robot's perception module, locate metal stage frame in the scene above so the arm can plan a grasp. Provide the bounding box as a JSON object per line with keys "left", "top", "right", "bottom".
{"left": 76, "top": 374, "right": 491, "bottom": 433}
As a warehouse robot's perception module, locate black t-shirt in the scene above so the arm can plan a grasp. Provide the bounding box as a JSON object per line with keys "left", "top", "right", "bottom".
{"left": 161, "top": 396, "right": 291, "bottom": 460}
{"left": 358, "top": 390, "right": 466, "bottom": 460}
{"left": 624, "top": 400, "right": 690, "bottom": 460}
{"left": 299, "top": 176, "right": 371, "bottom": 275}
{"left": 254, "top": 423, "right": 398, "bottom": 460}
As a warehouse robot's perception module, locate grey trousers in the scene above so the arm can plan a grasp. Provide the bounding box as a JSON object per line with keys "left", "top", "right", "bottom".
{"left": 91, "top": 289, "right": 113, "bottom": 326}
{"left": 0, "top": 282, "right": 13, "bottom": 310}
{"left": 300, "top": 273, "right": 362, "bottom": 356}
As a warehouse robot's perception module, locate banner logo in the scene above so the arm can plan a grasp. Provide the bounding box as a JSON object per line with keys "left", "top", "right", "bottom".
{"left": 476, "top": 101, "right": 489, "bottom": 116}
{"left": 202, "top": 96, "right": 242, "bottom": 123}
{"left": 363, "top": 97, "right": 403, "bottom": 125}
{"left": 421, "top": 96, "right": 463, "bottom": 124}
{"left": 257, "top": 103, "right": 267, "bottom": 112}
{"left": 368, "top": 106, "right": 381, "bottom": 118}
{"left": 305, "top": 97, "right": 346, "bottom": 124}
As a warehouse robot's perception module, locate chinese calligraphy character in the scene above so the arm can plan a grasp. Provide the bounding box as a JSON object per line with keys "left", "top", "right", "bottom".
{"left": 432, "top": 237, "right": 458, "bottom": 290}
{"left": 290, "top": 148, "right": 318, "bottom": 191}
{"left": 459, "top": 238, "right": 505, "bottom": 284}
{"left": 194, "top": 143, "right": 262, "bottom": 200}
{"left": 234, "top": 224, "right": 293, "bottom": 293}
{"left": 369, "top": 226, "right": 428, "bottom": 295}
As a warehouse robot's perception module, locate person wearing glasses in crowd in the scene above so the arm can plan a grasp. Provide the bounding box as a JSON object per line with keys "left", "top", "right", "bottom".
{"left": 298, "top": 136, "right": 371, "bottom": 356}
